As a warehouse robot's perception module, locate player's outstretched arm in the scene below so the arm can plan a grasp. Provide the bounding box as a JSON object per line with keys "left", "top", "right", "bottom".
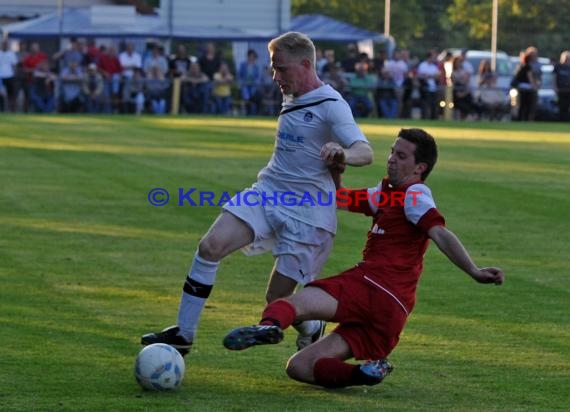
{"left": 428, "top": 225, "right": 504, "bottom": 285}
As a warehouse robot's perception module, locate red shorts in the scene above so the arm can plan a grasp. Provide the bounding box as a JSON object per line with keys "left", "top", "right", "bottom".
{"left": 308, "top": 266, "right": 408, "bottom": 360}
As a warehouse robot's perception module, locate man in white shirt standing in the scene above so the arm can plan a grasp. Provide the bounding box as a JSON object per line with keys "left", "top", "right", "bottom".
{"left": 142, "top": 31, "right": 373, "bottom": 358}
{"left": 384, "top": 49, "right": 409, "bottom": 117}
{"left": 0, "top": 39, "right": 18, "bottom": 112}
{"left": 417, "top": 50, "right": 442, "bottom": 119}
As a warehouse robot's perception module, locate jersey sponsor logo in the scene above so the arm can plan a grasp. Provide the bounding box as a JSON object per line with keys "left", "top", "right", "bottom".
{"left": 277, "top": 130, "right": 305, "bottom": 146}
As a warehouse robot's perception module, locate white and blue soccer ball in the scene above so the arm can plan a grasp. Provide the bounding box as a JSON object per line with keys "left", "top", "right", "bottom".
{"left": 134, "top": 343, "right": 185, "bottom": 391}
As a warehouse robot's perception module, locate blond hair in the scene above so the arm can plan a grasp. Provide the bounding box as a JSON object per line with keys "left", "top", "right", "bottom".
{"left": 268, "top": 31, "right": 316, "bottom": 68}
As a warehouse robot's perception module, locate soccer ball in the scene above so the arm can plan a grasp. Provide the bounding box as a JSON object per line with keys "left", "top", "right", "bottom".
{"left": 134, "top": 343, "right": 185, "bottom": 391}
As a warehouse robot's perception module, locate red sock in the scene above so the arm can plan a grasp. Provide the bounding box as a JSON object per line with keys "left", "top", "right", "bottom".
{"left": 313, "top": 358, "right": 360, "bottom": 388}
{"left": 260, "top": 299, "right": 296, "bottom": 329}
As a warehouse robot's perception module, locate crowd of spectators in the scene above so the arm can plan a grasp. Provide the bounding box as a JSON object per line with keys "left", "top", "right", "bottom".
{"left": 0, "top": 38, "right": 281, "bottom": 116}
{"left": 1, "top": 38, "right": 568, "bottom": 121}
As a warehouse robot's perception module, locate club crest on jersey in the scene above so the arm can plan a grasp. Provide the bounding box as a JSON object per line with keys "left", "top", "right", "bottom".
{"left": 304, "top": 112, "right": 313, "bottom": 122}
{"left": 371, "top": 223, "right": 385, "bottom": 235}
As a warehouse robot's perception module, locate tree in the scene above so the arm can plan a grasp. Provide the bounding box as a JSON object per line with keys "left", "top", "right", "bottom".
{"left": 447, "top": 0, "right": 570, "bottom": 58}
{"left": 292, "top": 0, "right": 570, "bottom": 60}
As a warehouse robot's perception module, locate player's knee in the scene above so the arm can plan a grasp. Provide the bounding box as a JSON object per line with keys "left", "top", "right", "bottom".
{"left": 285, "top": 356, "right": 310, "bottom": 382}
{"left": 285, "top": 352, "right": 316, "bottom": 383}
{"left": 197, "top": 235, "right": 224, "bottom": 261}
{"left": 265, "top": 289, "right": 283, "bottom": 303}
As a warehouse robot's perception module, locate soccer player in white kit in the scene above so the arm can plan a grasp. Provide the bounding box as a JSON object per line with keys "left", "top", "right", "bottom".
{"left": 142, "top": 32, "right": 373, "bottom": 356}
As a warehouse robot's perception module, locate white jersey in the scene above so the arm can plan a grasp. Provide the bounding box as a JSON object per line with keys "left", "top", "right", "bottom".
{"left": 255, "top": 84, "right": 368, "bottom": 234}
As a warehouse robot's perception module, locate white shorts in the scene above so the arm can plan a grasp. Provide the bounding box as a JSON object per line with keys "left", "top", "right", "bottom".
{"left": 223, "top": 192, "right": 334, "bottom": 285}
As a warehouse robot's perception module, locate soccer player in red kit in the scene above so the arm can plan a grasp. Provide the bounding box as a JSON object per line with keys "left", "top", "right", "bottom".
{"left": 223, "top": 128, "right": 504, "bottom": 388}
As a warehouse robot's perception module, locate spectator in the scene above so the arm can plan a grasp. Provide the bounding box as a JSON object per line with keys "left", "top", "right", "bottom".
{"left": 169, "top": 44, "right": 193, "bottom": 78}
{"left": 320, "top": 49, "right": 336, "bottom": 76}
{"left": 0, "top": 79, "right": 6, "bottom": 111}
{"left": 259, "top": 64, "right": 281, "bottom": 116}
{"left": 525, "top": 46, "right": 542, "bottom": 88}
{"left": 371, "top": 49, "right": 386, "bottom": 76}
{"left": 29, "top": 60, "right": 56, "bottom": 113}
{"left": 322, "top": 62, "right": 348, "bottom": 98}
{"left": 460, "top": 48, "right": 475, "bottom": 95}
{"left": 450, "top": 55, "right": 474, "bottom": 120}
{"left": 554, "top": 50, "right": 570, "bottom": 121}
{"left": 85, "top": 38, "right": 100, "bottom": 65}
{"left": 122, "top": 68, "right": 145, "bottom": 114}
{"left": 145, "top": 65, "right": 170, "bottom": 115}
{"left": 22, "top": 42, "right": 48, "bottom": 112}
{"left": 198, "top": 42, "right": 221, "bottom": 81}
{"left": 59, "top": 61, "right": 84, "bottom": 113}
{"left": 477, "top": 59, "right": 506, "bottom": 121}
{"left": 53, "top": 38, "right": 84, "bottom": 73}
{"left": 376, "top": 69, "right": 398, "bottom": 119}
{"left": 348, "top": 61, "right": 376, "bottom": 117}
{"left": 384, "top": 49, "right": 409, "bottom": 117}
{"left": 511, "top": 50, "right": 539, "bottom": 121}
{"left": 182, "top": 62, "right": 211, "bottom": 113}
{"left": 212, "top": 61, "right": 234, "bottom": 115}
{"left": 13, "top": 42, "right": 29, "bottom": 112}
{"left": 82, "top": 63, "right": 104, "bottom": 113}
{"left": 0, "top": 39, "right": 18, "bottom": 112}
{"left": 119, "top": 43, "right": 142, "bottom": 80}
{"left": 315, "top": 48, "right": 328, "bottom": 77}
{"left": 143, "top": 44, "right": 168, "bottom": 78}
{"left": 237, "top": 49, "right": 263, "bottom": 115}
{"left": 417, "top": 50, "right": 442, "bottom": 120}
{"left": 97, "top": 45, "right": 123, "bottom": 113}
{"left": 341, "top": 43, "right": 360, "bottom": 73}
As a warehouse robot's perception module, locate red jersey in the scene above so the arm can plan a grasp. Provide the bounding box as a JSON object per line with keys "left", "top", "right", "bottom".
{"left": 345, "top": 178, "right": 445, "bottom": 313}
{"left": 98, "top": 54, "right": 122, "bottom": 76}
{"left": 23, "top": 52, "right": 47, "bottom": 70}
{"left": 23, "top": 52, "right": 48, "bottom": 82}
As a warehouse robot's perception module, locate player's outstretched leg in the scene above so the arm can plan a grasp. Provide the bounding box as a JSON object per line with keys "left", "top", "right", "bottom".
{"left": 310, "top": 357, "right": 393, "bottom": 388}
{"left": 141, "top": 325, "right": 193, "bottom": 356}
{"left": 223, "top": 325, "right": 284, "bottom": 350}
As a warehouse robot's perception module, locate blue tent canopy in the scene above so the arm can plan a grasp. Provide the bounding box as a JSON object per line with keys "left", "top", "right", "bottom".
{"left": 289, "top": 14, "right": 386, "bottom": 43}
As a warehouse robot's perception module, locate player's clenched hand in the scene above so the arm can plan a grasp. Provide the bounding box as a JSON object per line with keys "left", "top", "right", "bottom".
{"left": 471, "top": 267, "right": 504, "bottom": 285}
{"left": 320, "top": 142, "right": 345, "bottom": 165}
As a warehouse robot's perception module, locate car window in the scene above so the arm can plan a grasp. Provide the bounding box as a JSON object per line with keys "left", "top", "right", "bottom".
{"left": 468, "top": 56, "right": 511, "bottom": 76}
{"left": 541, "top": 70, "right": 553, "bottom": 88}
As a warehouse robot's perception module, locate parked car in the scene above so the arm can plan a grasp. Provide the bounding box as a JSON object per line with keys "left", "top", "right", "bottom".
{"left": 536, "top": 64, "right": 558, "bottom": 120}
{"left": 439, "top": 49, "right": 513, "bottom": 92}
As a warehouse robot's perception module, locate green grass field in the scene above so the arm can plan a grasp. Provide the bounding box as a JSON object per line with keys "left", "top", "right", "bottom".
{"left": 1, "top": 114, "right": 569, "bottom": 411}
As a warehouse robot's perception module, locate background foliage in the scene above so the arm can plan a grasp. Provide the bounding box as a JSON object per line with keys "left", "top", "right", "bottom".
{"left": 292, "top": 0, "right": 570, "bottom": 59}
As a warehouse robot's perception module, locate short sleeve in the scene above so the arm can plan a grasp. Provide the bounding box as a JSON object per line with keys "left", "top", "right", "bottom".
{"left": 404, "top": 184, "right": 445, "bottom": 232}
